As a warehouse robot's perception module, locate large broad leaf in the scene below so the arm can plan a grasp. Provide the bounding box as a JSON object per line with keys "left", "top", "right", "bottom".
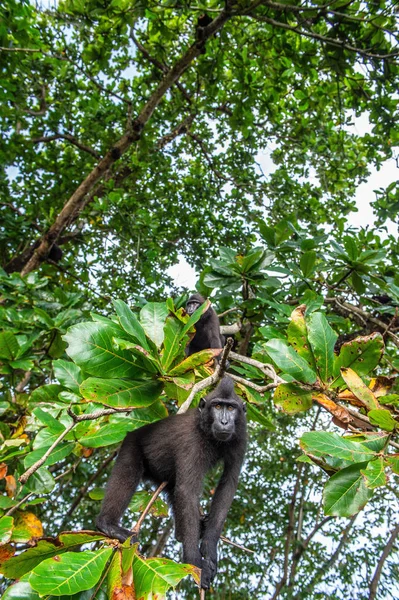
{"left": 340, "top": 367, "right": 379, "bottom": 410}
{"left": 132, "top": 554, "right": 200, "bottom": 598}
{"left": 80, "top": 378, "right": 163, "bottom": 408}
{"left": 0, "top": 332, "right": 19, "bottom": 360}
{"left": 333, "top": 333, "right": 385, "bottom": 385}
{"left": 0, "top": 532, "right": 106, "bottom": 579}
{"left": 323, "top": 462, "right": 374, "bottom": 517}
{"left": 113, "top": 299, "right": 151, "bottom": 351}
{"left": 0, "top": 516, "right": 14, "bottom": 545}
{"left": 273, "top": 383, "right": 312, "bottom": 414}
{"left": 300, "top": 432, "right": 376, "bottom": 463}
{"left": 306, "top": 312, "right": 337, "bottom": 383}
{"left": 140, "top": 303, "right": 169, "bottom": 348}
{"left": 29, "top": 548, "right": 113, "bottom": 596}
{"left": 64, "top": 322, "right": 141, "bottom": 379}
{"left": 264, "top": 339, "right": 317, "bottom": 384}
{"left": 53, "top": 360, "right": 83, "bottom": 394}
{"left": 109, "top": 401, "right": 168, "bottom": 429}
{"left": 287, "top": 305, "right": 317, "bottom": 372}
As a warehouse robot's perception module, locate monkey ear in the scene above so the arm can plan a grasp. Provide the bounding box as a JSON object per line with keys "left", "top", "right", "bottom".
{"left": 199, "top": 398, "right": 206, "bottom": 411}
{"left": 242, "top": 403, "right": 247, "bottom": 413}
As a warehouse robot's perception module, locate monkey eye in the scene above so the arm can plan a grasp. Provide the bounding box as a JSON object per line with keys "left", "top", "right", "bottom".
{"left": 227, "top": 406, "right": 234, "bottom": 411}
{"left": 215, "top": 404, "right": 222, "bottom": 410}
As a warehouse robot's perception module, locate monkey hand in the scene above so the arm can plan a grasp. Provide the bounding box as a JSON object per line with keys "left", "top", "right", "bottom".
{"left": 200, "top": 540, "right": 218, "bottom": 589}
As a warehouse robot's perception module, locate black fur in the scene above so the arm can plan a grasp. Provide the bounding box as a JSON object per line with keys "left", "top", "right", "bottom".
{"left": 96, "top": 377, "right": 247, "bottom": 589}
{"left": 186, "top": 293, "right": 225, "bottom": 358}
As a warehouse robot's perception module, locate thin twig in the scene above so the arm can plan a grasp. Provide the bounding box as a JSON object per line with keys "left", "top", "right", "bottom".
{"left": 132, "top": 482, "right": 168, "bottom": 537}
{"left": 219, "top": 534, "right": 254, "bottom": 553}
{"left": 229, "top": 373, "right": 278, "bottom": 393}
{"left": 229, "top": 351, "right": 284, "bottom": 384}
{"left": 19, "top": 422, "right": 75, "bottom": 484}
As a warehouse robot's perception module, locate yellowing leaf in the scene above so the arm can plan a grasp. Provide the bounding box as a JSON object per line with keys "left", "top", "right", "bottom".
{"left": 11, "top": 512, "right": 43, "bottom": 543}
{"left": 340, "top": 367, "right": 379, "bottom": 410}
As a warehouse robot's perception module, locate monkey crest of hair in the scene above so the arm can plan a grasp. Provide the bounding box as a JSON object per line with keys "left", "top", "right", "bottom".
{"left": 185, "top": 293, "right": 225, "bottom": 361}
{"left": 96, "top": 376, "right": 247, "bottom": 590}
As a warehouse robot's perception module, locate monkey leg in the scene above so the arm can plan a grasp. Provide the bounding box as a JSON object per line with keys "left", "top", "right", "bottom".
{"left": 172, "top": 484, "right": 203, "bottom": 569}
{"left": 96, "top": 435, "right": 143, "bottom": 543}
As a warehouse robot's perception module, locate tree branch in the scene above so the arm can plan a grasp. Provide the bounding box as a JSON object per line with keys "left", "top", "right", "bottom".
{"left": 31, "top": 133, "right": 101, "bottom": 158}
{"left": 369, "top": 522, "right": 399, "bottom": 600}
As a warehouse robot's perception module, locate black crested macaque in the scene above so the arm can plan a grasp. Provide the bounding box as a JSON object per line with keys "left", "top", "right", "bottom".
{"left": 96, "top": 376, "right": 247, "bottom": 589}
{"left": 186, "top": 293, "right": 225, "bottom": 359}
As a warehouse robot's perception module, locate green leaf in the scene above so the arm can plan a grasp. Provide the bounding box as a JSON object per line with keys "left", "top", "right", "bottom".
{"left": 32, "top": 408, "right": 66, "bottom": 434}
{"left": 307, "top": 312, "right": 337, "bottom": 383}
{"left": 0, "top": 516, "right": 14, "bottom": 545}
{"left": 386, "top": 456, "right": 399, "bottom": 475}
{"left": 300, "top": 250, "right": 317, "bottom": 277}
{"left": 300, "top": 432, "right": 376, "bottom": 463}
{"left": 368, "top": 409, "right": 398, "bottom": 431}
{"left": 361, "top": 457, "right": 387, "bottom": 488}
{"left": 273, "top": 383, "right": 313, "bottom": 414}
{"left": 79, "top": 422, "right": 133, "bottom": 447}
{"left": 24, "top": 443, "right": 74, "bottom": 469}
{"left": 1, "top": 581, "right": 40, "bottom": 600}
{"left": 0, "top": 532, "right": 106, "bottom": 579}
{"left": 163, "top": 373, "right": 195, "bottom": 404}
{"left": 343, "top": 235, "right": 358, "bottom": 260}
{"left": 140, "top": 302, "right": 169, "bottom": 348}
{"left": 132, "top": 554, "right": 200, "bottom": 598}
{"left": 0, "top": 332, "right": 19, "bottom": 360}
{"left": 161, "top": 315, "right": 185, "bottom": 372}
{"left": 29, "top": 385, "right": 64, "bottom": 406}
{"left": 340, "top": 367, "right": 379, "bottom": 410}
{"left": 333, "top": 333, "right": 385, "bottom": 384}
{"left": 53, "top": 360, "right": 83, "bottom": 394}
{"left": 113, "top": 339, "right": 160, "bottom": 374}
{"left": 246, "top": 404, "right": 276, "bottom": 430}
{"left": 264, "top": 339, "right": 317, "bottom": 384}
{"left": 323, "top": 462, "right": 374, "bottom": 517}
{"left": 113, "top": 299, "right": 151, "bottom": 351}
{"left": 29, "top": 548, "right": 113, "bottom": 596}
{"left": 24, "top": 467, "right": 55, "bottom": 494}
{"left": 64, "top": 321, "right": 142, "bottom": 379}
{"left": 79, "top": 378, "right": 163, "bottom": 408}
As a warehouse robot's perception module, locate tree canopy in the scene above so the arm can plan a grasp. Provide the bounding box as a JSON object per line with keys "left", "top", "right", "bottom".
{"left": 0, "top": 0, "right": 399, "bottom": 598}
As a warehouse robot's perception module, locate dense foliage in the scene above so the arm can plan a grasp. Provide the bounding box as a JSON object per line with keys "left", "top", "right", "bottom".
{"left": 1, "top": 0, "right": 399, "bottom": 598}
